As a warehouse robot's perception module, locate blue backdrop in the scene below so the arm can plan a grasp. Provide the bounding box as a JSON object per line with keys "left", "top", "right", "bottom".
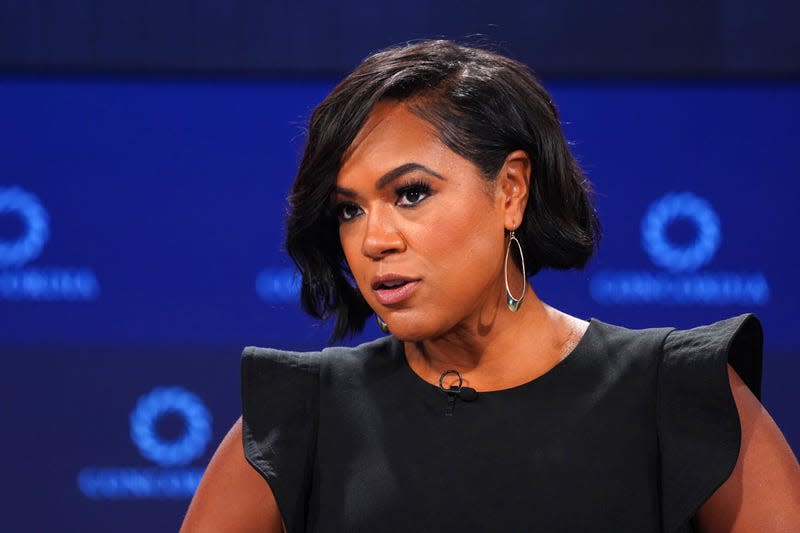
{"left": 1, "top": 76, "right": 798, "bottom": 531}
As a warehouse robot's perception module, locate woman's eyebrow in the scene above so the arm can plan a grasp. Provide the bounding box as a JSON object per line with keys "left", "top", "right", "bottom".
{"left": 334, "top": 162, "right": 446, "bottom": 198}
{"left": 375, "top": 163, "right": 446, "bottom": 190}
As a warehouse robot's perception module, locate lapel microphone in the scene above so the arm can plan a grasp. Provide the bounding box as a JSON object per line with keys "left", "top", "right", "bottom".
{"left": 439, "top": 369, "right": 479, "bottom": 416}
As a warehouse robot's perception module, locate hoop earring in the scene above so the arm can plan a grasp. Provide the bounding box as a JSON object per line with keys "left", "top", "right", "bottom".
{"left": 376, "top": 315, "right": 390, "bottom": 333}
{"left": 504, "top": 230, "right": 526, "bottom": 312}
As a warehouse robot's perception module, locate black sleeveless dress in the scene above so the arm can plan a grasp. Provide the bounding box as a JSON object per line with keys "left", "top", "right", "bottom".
{"left": 241, "top": 314, "right": 762, "bottom": 532}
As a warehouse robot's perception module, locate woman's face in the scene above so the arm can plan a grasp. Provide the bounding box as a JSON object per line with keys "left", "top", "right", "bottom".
{"left": 334, "top": 101, "right": 524, "bottom": 341}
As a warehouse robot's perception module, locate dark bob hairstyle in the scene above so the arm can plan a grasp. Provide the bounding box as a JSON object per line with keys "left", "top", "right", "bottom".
{"left": 286, "top": 40, "right": 600, "bottom": 340}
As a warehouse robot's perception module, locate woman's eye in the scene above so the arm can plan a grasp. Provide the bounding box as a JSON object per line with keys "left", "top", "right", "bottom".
{"left": 396, "top": 184, "right": 431, "bottom": 207}
{"left": 337, "top": 203, "right": 362, "bottom": 222}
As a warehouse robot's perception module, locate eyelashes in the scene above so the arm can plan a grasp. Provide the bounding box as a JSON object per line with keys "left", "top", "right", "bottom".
{"left": 395, "top": 180, "right": 432, "bottom": 207}
{"left": 334, "top": 179, "right": 434, "bottom": 223}
{"left": 336, "top": 202, "right": 362, "bottom": 222}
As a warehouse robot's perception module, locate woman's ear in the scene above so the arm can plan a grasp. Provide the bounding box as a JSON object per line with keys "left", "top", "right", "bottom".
{"left": 497, "top": 149, "right": 531, "bottom": 230}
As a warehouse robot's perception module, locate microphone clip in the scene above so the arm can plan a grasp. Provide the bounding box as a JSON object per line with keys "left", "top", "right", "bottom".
{"left": 438, "top": 369, "right": 478, "bottom": 416}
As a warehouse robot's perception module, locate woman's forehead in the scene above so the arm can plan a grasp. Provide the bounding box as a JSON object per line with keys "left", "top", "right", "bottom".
{"left": 345, "top": 102, "right": 437, "bottom": 155}
{"left": 338, "top": 102, "right": 450, "bottom": 183}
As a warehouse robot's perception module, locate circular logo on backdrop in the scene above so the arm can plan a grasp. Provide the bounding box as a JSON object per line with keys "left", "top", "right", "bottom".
{"left": 641, "top": 191, "right": 720, "bottom": 272}
{"left": 129, "top": 387, "right": 212, "bottom": 467}
{"left": 0, "top": 187, "right": 49, "bottom": 267}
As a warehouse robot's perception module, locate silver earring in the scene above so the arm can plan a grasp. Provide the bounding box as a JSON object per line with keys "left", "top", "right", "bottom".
{"left": 504, "top": 230, "right": 526, "bottom": 312}
{"left": 376, "top": 315, "right": 390, "bottom": 333}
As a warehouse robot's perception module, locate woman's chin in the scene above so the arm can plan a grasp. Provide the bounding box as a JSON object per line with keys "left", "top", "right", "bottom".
{"left": 381, "top": 317, "right": 447, "bottom": 343}
{"left": 379, "top": 318, "right": 428, "bottom": 342}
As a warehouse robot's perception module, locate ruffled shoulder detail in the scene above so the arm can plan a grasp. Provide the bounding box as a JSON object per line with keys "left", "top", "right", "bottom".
{"left": 658, "top": 314, "right": 763, "bottom": 532}
{"left": 241, "top": 346, "right": 321, "bottom": 533}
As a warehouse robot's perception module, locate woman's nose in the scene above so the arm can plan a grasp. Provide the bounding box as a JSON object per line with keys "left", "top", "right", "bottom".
{"left": 361, "top": 207, "right": 405, "bottom": 259}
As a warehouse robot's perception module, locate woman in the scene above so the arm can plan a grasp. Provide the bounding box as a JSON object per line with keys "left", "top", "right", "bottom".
{"left": 182, "top": 40, "right": 800, "bottom": 532}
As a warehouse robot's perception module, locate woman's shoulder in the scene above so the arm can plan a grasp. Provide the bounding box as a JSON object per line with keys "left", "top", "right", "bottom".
{"left": 579, "top": 313, "right": 763, "bottom": 532}
{"left": 660, "top": 313, "right": 762, "bottom": 396}
{"left": 590, "top": 312, "right": 759, "bottom": 337}
{"left": 582, "top": 316, "right": 673, "bottom": 357}
{"left": 652, "top": 313, "right": 763, "bottom": 531}
{"left": 586, "top": 314, "right": 761, "bottom": 376}
{"left": 242, "top": 335, "right": 401, "bottom": 377}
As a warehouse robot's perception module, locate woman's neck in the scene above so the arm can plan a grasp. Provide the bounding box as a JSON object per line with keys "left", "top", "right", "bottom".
{"left": 403, "top": 288, "right": 587, "bottom": 392}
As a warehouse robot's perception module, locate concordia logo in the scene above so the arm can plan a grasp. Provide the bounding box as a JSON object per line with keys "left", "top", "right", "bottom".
{"left": 0, "top": 186, "right": 99, "bottom": 301}
{"left": 590, "top": 191, "right": 769, "bottom": 305}
{"left": 77, "top": 386, "right": 212, "bottom": 500}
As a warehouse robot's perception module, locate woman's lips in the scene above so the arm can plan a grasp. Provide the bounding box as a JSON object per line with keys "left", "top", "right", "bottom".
{"left": 373, "top": 280, "right": 420, "bottom": 305}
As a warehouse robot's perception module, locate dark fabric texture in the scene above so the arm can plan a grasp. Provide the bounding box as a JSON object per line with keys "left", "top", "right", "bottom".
{"left": 241, "top": 314, "right": 762, "bottom": 532}
{"left": 658, "top": 314, "right": 763, "bottom": 532}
